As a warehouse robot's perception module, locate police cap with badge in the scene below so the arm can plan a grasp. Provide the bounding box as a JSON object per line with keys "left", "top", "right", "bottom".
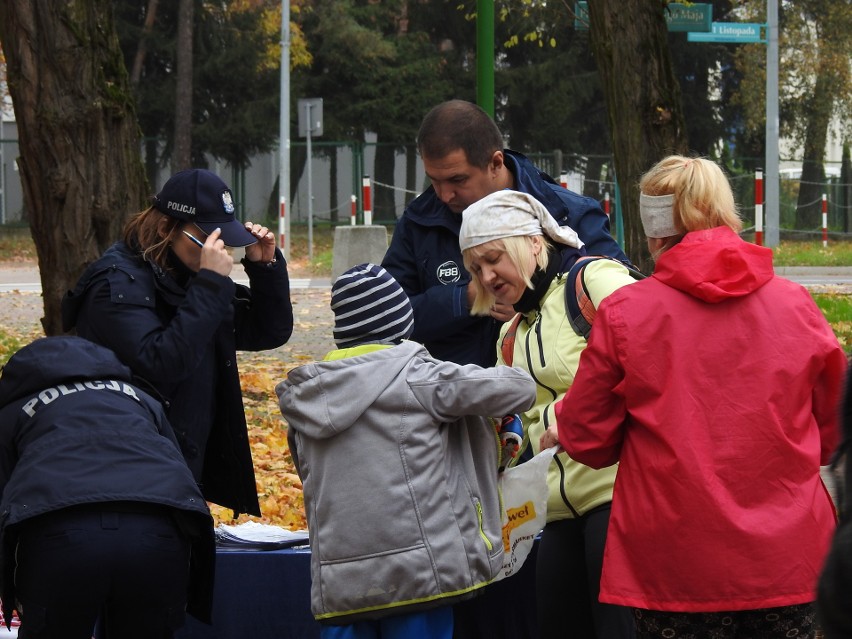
{"left": 153, "top": 169, "right": 258, "bottom": 247}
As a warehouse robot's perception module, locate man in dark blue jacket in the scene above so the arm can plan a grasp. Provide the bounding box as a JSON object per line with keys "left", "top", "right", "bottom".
{"left": 382, "top": 99, "right": 631, "bottom": 367}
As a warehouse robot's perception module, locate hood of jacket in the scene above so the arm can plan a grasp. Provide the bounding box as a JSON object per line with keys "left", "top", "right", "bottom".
{"left": 0, "top": 336, "right": 132, "bottom": 407}
{"left": 653, "top": 226, "right": 774, "bottom": 303}
{"left": 277, "top": 341, "right": 428, "bottom": 440}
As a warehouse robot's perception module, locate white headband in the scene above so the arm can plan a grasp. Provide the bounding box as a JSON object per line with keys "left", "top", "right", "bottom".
{"left": 459, "top": 190, "right": 583, "bottom": 252}
{"left": 639, "top": 193, "right": 679, "bottom": 238}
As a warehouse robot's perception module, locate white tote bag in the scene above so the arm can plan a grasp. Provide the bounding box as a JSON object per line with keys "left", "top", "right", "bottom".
{"left": 493, "top": 446, "right": 556, "bottom": 582}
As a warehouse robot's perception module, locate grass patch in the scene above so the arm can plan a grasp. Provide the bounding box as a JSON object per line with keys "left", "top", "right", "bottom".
{"left": 772, "top": 240, "right": 852, "bottom": 267}
{"left": 813, "top": 293, "right": 852, "bottom": 353}
{"left": 0, "top": 229, "right": 37, "bottom": 262}
{"left": 288, "top": 223, "right": 334, "bottom": 276}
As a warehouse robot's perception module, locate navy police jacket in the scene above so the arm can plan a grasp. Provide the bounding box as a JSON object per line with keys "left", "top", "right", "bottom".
{"left": 382, "top": 150, "right": 630, "bottom": 367}
{"left": 0, "top": 336, "right": 215, "bottom": 623}
{"left": 61, "top": 241, "right": 294, "bottom": 516}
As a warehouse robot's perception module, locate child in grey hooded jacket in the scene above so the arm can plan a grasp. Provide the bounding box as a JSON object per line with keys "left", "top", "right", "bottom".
{"left": 276, "top": 263, "right": 536, "bottom": 639}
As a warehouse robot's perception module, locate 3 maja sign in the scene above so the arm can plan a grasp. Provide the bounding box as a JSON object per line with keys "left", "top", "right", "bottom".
{"left": 574, "top": 2, "right": 712, "bottom": 32}
{"left": 687, "top": 22, "right": 766, "bottom": 43}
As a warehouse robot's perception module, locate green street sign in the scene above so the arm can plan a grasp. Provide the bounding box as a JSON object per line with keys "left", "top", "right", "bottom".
{"left": 574, "top": 2, "right": 712, "bottom": 32}
{"left": 687, "top": 22, "right": 766, "bottom": 43}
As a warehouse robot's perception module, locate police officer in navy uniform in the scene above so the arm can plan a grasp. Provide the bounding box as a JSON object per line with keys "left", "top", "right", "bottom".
{"left": 62, "top": 169, "right": 294, "bottom": 517}
{"left": 0, "top": 336, "right": 215, "bottom": 639}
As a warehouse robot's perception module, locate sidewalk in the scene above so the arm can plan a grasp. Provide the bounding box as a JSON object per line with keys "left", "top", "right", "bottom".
{"left": 1, "top": 264, "right": 849, "bottom": 290}
{"left": 0, "top": 263, "right": 336, "bottom": 364}
{"left": 0, "top": 263, "right": 331, "bottom": 290}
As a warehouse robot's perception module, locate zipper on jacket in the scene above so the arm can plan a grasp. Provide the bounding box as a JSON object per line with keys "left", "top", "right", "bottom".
{"left": 534, "top": 319, "right": 546, "bottom": 368}
{"left": 475, "top": 499, "right": 493, "bottom": 551}
{"left": 520, "top": 308, "right": 547, "bottom": 369}
{"left": 544, "top": 410, "right": 581, "bottom": 517}
{"left": 522, "top": 324, "right": 557, "bottom": 402}
{"left": 552, "top": 453, "right": 580, "bottom": 517}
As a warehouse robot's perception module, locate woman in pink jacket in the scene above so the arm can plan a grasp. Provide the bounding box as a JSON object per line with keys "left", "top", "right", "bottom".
{"left": 556, "top": 155, "right": 847, "bottom": 638}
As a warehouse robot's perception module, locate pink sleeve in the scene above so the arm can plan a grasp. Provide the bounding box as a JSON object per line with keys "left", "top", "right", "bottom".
{"left": 813, "top": 336, "right": 847, "bottom": 466}
{"left": 555, "top": 303, "right": 627, "bottom": 469}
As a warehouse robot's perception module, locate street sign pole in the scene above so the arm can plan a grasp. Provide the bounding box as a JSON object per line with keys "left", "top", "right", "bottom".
{"left": 279, "top": 0, "right": 290, "bottom": 261}
{"left": 765, "top": 0, "right": 780, "bottom": 247}
{"left": 305, "top": 101, "right": 314, "bottom": 261}
{"left": 298, "top": 98, "right": 323, "bottom": 262}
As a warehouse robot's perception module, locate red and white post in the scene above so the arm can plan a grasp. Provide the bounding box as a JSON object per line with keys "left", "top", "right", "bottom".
{"left": 603, "top": 192, "right": 611, "bottom": 218}
{"left": 362, "top": 176, "right": 372, "bottom": 226}
{"left": 350, "top": 194, "right": 357, "bottom": 226}
{"left": 559, "top": 173, "right": 568, "bottom": 190}
{"left": 822, "top": 193, "right": 828, "bottom": 247}
{"left": 754, "top": 170, "right": 764, "bottom": 247}
{"left": 278, "top": 196, "right": 286, "bottom": 252}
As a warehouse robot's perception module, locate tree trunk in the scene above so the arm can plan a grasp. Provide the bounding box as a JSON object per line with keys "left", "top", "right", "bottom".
{"left": 144, "top": 136, "right": 159, "bottom": 191}
{"left": 172, "top": 0, "right": 193, "bottom": 171}
{"left": 795, "top": 38, "right": 833, "bottom": 231}
{"left": 0, "top": 0, "right": 148, "bottom": 336}
{"left": 842, "top": 144, "right": 851, "bottom": 234}
{"left": 130, "top": 0, "right": 159, "bottom": 87}
{"left": 587, "top": 0, "right": 688, "bottom": 273}
{"left": 374, "top": 143, "right": 396, "bottom": 223}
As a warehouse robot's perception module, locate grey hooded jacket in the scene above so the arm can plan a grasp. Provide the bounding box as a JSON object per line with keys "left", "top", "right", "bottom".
{"left": 275, "top": 340, "right": 535, "bottom": 624}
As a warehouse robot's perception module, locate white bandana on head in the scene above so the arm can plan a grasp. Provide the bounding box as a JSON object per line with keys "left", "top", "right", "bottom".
{"left": 639, "top": 193, "right": 678, "bottom": 238}
{"left": 459, "top": 190, "right": 583, "bottom": 252}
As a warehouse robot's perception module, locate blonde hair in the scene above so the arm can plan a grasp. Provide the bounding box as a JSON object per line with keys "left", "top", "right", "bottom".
{"left": 122, "top": 206, "right": 183, "bottom": 270}
{"left": 462, "top": 235, "right": 552, "bottom": 316}
{"left": 639, "top": 155, "right": 742, "bottom": 235}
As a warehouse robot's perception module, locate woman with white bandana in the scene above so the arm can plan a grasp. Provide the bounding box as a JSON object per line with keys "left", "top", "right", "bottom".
{"left": 556, "top": 156, "right": 847, "bottom": 638}
{"left": 459, "top": 189, "right": 638, "bottom": 639}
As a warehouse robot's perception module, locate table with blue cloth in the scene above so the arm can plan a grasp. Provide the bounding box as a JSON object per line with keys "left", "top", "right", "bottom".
{"left": 176, "top": 544, "right": 538, "bottom": 639}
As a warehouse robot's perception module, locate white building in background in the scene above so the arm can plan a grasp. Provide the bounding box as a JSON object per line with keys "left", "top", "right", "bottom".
{"left": 0, "top": 121, "right": 424, "bottom": 227}
{"left": 779, "top": 118, "right": 847, "bottom": 177}
{"left": 0, "top": 98, "right": 21, "bottom": 226}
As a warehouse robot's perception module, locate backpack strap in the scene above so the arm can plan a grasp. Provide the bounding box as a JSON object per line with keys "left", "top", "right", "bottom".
{"left": 500, "top": 314, "right": 523, "bottom": 366}
{"left": 565, "top": 256, "right": 645, "bottom": 340}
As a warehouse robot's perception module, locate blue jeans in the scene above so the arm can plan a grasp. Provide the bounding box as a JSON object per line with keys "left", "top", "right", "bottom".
{"left": 321, "top": 606, "right": 453, "bottom": 639}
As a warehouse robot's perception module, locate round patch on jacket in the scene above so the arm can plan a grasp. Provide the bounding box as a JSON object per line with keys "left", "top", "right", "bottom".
{"left": 436, "top": 260, "right": 461, "bottom": 285}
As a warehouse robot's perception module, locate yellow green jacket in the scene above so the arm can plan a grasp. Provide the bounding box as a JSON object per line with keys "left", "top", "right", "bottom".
{"left": 497, "top": 258, "right": 636, "bottom": 522}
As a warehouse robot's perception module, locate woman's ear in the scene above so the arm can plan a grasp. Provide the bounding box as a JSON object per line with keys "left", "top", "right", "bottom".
{"left": 530, "top": 235, "right": 543, "bottom": 256}
{"left": 647, "top": 236, "right": 668, "bottom": 260}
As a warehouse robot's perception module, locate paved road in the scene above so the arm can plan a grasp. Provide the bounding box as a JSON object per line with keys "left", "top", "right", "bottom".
{"left": 0, "top": 264, "right": 331, "bottom": 293}
{"left": 774, "top": 266, "right": 852, "bottom": 291}
{"left": 2, "top": 265, "right": 848, "bottom": 293}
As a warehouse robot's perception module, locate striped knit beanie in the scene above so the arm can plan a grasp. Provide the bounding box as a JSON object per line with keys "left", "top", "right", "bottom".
{"left": 331, "top": 263, "right": 414, "bottom": 348}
